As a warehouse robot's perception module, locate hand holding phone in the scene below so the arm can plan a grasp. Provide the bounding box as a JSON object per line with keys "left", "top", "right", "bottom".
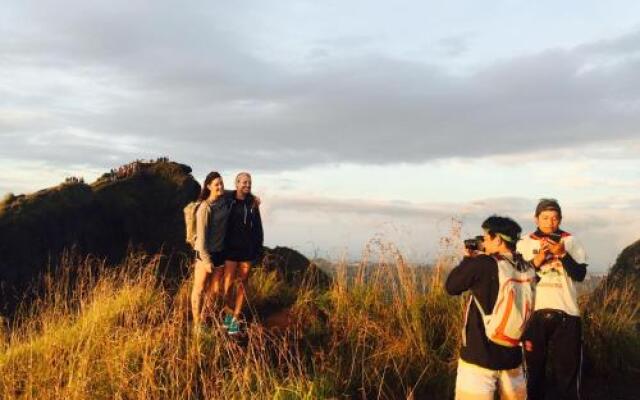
{"left": 548, "top": 233, "right": 562, "bottom": 243}
{"left": 545, "top": 235, "right": 565, "bottom": 257}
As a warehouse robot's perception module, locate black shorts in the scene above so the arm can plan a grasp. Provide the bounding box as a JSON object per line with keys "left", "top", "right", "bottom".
{"left": 225, "top": 247, "right": 256, "bottom": 263}
{"left": 211, "top": 251, "right": 226, "bottom": 267}
{"left": 196, "top": 250, "right": 226, "bottom": 268}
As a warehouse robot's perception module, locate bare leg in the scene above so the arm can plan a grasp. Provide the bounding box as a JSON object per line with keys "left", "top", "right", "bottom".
{"left": 233, "top": 262, "right": 252, "bottom": 318}
{"left": 210, "top": 267, "right": 224, "bottom": 297}
{"left": 222, "top": 260, "right": 238, "bottom": 313}
{"left": 202, "top": 267, "right": 224, "bottom": 319}
{"left": 190, "top": 262, "right": 211, "bottom": 327}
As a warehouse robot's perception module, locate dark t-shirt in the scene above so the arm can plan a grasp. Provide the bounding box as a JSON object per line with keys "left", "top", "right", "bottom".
{"left": 206, "top": 196, "right": 232, "bottom": 252}
{"left": 445, "top": 254, "right": 522, "bottom": 370}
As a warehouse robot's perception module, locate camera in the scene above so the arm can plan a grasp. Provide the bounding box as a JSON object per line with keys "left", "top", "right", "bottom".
{"left": 548, "top": 233, "right": 562, "bottom": 243}
{"left": 464, "top": 235, "right": 484, "bottom": 252}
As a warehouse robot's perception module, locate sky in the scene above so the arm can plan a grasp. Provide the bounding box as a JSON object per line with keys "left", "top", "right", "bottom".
{"left": 2, "top": 1, "right": 640, "bottom": 272}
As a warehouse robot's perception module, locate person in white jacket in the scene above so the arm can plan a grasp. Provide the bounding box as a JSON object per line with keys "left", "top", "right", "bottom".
{"left": 517, "top": 199, "right": 587, "bottom": 400}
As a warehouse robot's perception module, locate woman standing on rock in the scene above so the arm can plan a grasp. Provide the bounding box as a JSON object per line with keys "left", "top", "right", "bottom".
{"left": 221, "top": 172, "right": 264, "bottom": 335}
{"left": 191, "top": 171, "right": 232, "bottom": 332}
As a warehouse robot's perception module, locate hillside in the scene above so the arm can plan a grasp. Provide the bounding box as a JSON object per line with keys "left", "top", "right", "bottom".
{"left": 604, "top": 239, "right": 640, "bottom": 287}
{"left": 588, "top": 239, "right": 640, "bottom": 308}
{"left": 0, "top": 159, "right": 200, "bottom": 315}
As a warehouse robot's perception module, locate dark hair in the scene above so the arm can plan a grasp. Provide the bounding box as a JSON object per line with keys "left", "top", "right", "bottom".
{"left": 481, "top": 215, "right": 522, "bottom": 251}
{"left": 535, "top": 198, "right": 562, "bottom": 218}
{"left": 198, "top": 171, "right": 222, "bottom": 201}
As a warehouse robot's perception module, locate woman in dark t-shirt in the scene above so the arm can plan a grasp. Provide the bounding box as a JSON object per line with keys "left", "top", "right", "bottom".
{"left": 191, "top": 171, "right": 232, "bottom": 333}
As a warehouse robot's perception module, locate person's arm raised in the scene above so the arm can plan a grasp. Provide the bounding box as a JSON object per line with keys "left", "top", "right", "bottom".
{"left": 445, "top": 255, "right": 484, "bottom": 296}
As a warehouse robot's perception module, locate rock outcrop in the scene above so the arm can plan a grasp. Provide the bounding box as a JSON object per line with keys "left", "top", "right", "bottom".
{"left": 0, "top": 160, "right": 200, "bottom": 314}
{"left": 588, "top": 239, "right": 640, "bottom": 309}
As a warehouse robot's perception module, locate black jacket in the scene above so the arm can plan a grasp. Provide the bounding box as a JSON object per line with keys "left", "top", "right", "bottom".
{"left": 445, "top": 254, "right": 523, "bottom": 370}
{"left": 224, "top": 193, "right": 264, "bottom": 259}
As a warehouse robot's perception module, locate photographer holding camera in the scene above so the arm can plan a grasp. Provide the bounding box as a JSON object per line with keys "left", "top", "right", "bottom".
{"left": 517, "top": 199, "right": 587, "bottom": 400}
{"left": 446, "top": 216, "right": 536, "bottom": 400}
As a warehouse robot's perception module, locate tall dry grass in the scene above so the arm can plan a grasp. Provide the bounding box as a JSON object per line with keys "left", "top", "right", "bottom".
{"left": 581, "top": 280, "right": 640, "bottom": 378}
{"left": 0, "top": 240, "right": 463, "bottom": 400}
{"left": 1, "top": 236, "right": 638, "bottom": 399}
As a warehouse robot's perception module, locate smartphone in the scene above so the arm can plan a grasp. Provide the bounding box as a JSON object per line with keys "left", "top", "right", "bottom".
{"left": 548, "top": 233, "right": 562, "bottom": 243}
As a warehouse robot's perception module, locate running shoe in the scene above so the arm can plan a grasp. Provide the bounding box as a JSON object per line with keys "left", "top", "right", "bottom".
{"left": 223, "top": 313, "right": 233, "bottom": 330}
{"left": 227, "top": 317, "right": 242, "bottom": 335}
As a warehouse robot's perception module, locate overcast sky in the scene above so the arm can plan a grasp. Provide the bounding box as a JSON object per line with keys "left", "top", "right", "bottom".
{"left": 2, "top": 1, "right": 639, "bottom": 271}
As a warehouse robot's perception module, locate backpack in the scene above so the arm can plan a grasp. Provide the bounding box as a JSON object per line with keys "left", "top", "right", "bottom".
{"left": 183, "top": 201, "right": 202, "bottom": 248}
{"left": 471, "top": 255, "right": 536, "bottom": 347}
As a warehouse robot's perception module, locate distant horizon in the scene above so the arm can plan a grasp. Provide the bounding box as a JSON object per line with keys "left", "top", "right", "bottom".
{"left": 0, "top": 156, "right": 640, "bottom": 276}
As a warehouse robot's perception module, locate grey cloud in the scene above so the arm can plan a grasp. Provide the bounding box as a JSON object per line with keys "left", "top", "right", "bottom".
{"left": 269, "top": 195, "right": 453, "bottom": 219}
{"left": 577, "top": 29, "right": 640, "bottom": 56}
{"left": 437, "top": 34, "right": 471, "bottom": 57}
{"left": 2, "top": 2, "right": 640, "bottom": 172}
{"left": 316, "top": 35, "right": 379, "bottom": 49}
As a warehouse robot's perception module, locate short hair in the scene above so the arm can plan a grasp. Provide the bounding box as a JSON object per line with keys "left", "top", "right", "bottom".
{"left": 481, "top": 215, "right": 522, "bottom": 251}
{"left": 235, "top": 172, "right": 251, "bottom": 183}
{"left": 535, "top": 198, "right": 562, "bottom": 218}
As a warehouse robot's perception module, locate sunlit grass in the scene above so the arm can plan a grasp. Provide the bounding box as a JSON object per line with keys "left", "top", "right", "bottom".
{"left": 0, "top": 238, "right": 637, "bottom": 399}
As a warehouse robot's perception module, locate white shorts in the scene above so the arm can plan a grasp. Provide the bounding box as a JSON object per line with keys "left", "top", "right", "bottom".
{"left": 454, "top": 359, "right": 526, "bottom": 400}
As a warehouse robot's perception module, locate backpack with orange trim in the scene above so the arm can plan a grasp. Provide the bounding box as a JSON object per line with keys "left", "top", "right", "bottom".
{"left": 472, "top": 254, "right": 536, "bottom": 347}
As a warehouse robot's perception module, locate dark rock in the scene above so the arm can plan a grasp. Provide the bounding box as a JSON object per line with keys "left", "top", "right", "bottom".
{"left": 607, "top": 239, "right": 640, "bottom": 285}
{"left": 262, "top": 246, "right": 332, "bottom": 289}
{"left": 589, "top": 239, "right": 640, "bottom": 308}
{"left": 0, "top": 160, "right": 200, "bottom": 315}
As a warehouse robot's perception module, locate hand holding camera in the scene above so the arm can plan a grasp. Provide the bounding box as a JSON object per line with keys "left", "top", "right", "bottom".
{"left": 463, "top": 236, "right": 484, "bottom": 257}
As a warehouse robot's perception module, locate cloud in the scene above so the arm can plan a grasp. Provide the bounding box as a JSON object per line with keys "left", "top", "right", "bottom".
{"left": 2, "top": 3, "right": 640, "bottom": 173}
{"left": 577, "top": 29, "right": 640, "bottom": 56}
{"left": 437, "top": 34, "right": 471, "bottom": 57}
{"left": 264, "top": 194, "right": 640, "bottom": 271}
{"left": 268, "top": 195, "right": 454, "bottom": 219}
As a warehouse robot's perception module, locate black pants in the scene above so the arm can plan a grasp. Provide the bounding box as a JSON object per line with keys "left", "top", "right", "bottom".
{"left": 524, "top": 309, "right": 582, "bottom": 400}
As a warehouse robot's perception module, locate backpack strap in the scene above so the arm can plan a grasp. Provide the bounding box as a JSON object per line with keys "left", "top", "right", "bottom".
{"left": 465, "top": 295, "right": 491, "bottom": 348}
{"left": 471, "top": 254, "right": 517, "bottom": 319}
{"left": 472, "top": 295, "right": 488, "bottom": 317}
{"left": 462, "top": 295, "right": 473, "bottom": 347}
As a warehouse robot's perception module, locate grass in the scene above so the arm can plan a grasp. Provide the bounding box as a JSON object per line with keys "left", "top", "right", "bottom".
{"left": 0, "top": 241, "right": 638, "bottom": 399}
{"left": 581, "top": 279, "right": 640, "bottom": 377}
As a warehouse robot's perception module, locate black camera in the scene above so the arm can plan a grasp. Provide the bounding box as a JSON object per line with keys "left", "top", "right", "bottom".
{"left": 548, "top": 233, "right": 562, "bottom": 243}
{"left": 464, "top": 235, "right": 484, "bottom": 252}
